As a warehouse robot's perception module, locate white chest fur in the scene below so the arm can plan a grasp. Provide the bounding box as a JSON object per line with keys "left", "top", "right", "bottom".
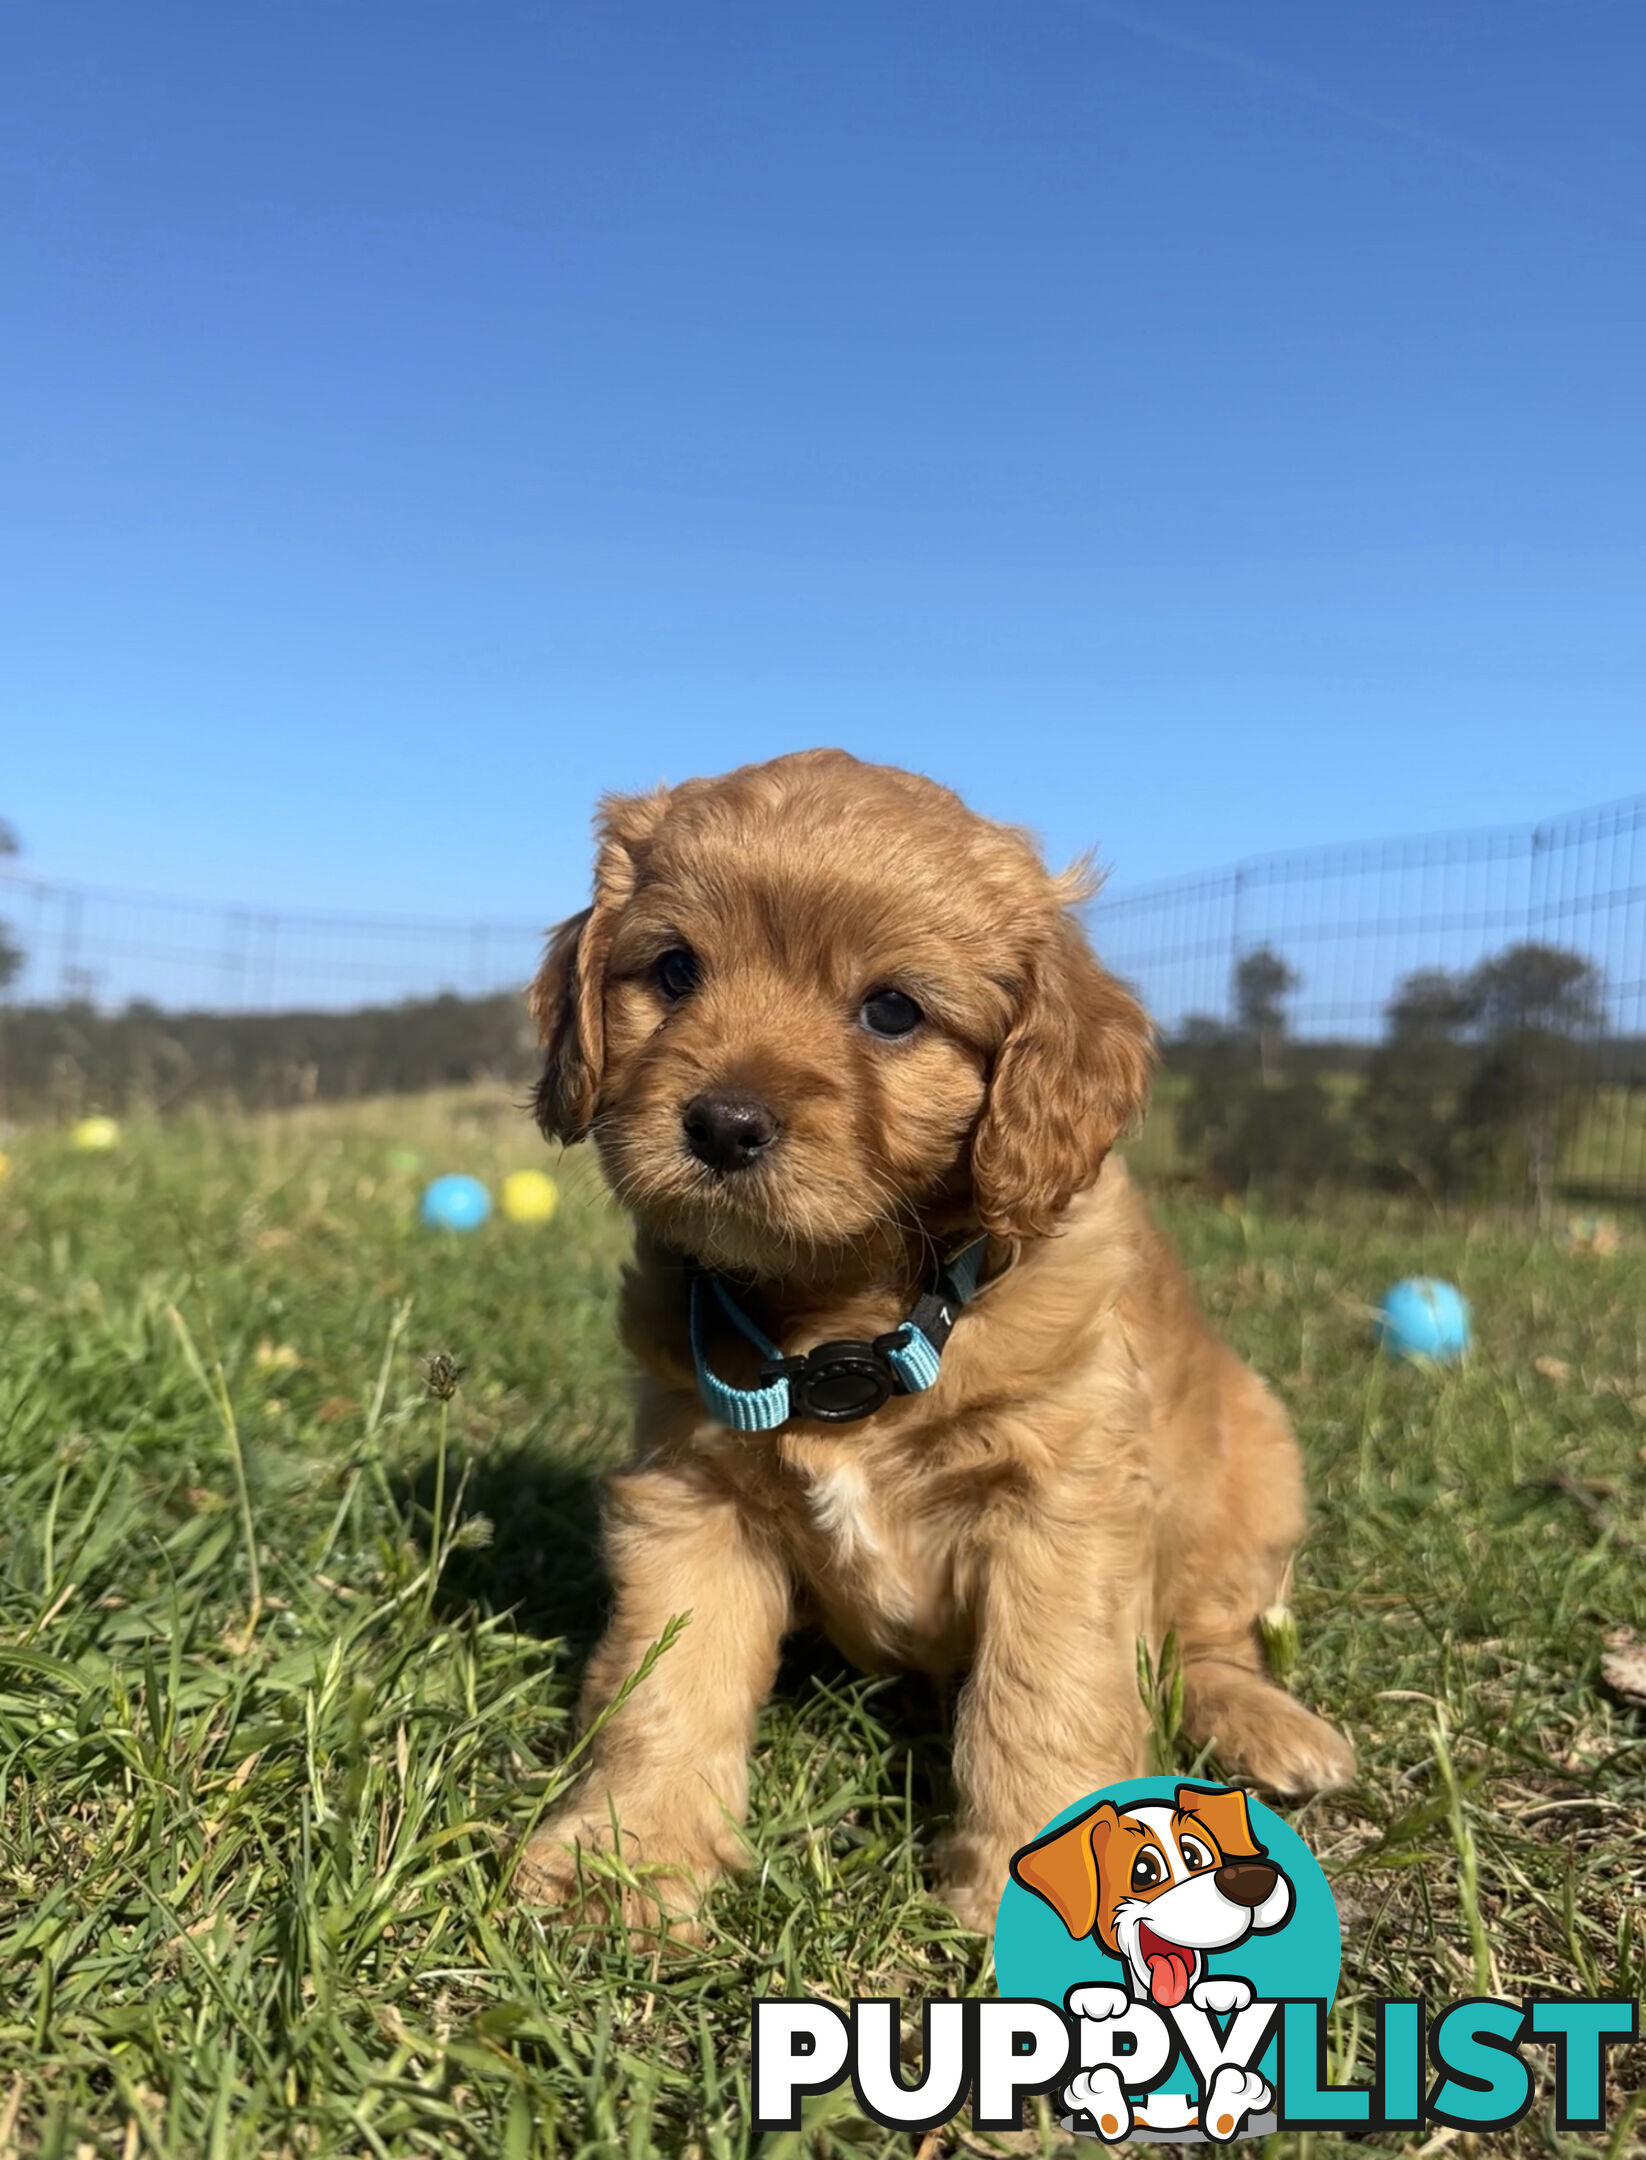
{"left": 805, "top": 1459, "right": 879, "bottom": 1561}
{"left": 799, "top": 1456, "right": 931, "bottom": 1647}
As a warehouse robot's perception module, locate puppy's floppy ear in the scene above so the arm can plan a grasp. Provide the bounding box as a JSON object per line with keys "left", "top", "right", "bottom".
{"left": 527, "top": 786, "right": 670, "bottom": 1143}
{"left": 528, "top": 908, "right": 597, "bottom": 1143}
{"left": 1174, "top": 1784, "right": 1266, "bottom": 1862}
{"left": 1010, "top": 1802, "right": 1119, "bottom": 1941}
{"left": 971, "top": 899, "right": 1155, "bottom": 1239}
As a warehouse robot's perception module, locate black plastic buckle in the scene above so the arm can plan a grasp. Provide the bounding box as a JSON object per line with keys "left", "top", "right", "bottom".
{"left": 760, "top": 1331, "right": 913, "bottom": 1425}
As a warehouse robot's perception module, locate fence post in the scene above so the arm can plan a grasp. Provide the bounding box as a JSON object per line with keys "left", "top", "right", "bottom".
{"left": 59, "top": 888, "right": 83, "bottom": 1003}
{"left": 1228, "top": 865, "right": 1246, "bottom": 1027}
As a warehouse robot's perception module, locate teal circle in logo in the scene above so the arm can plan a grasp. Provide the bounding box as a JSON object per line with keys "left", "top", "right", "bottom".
{"left": 994, "top": 1779, "right": 1341, "bottom": 2135}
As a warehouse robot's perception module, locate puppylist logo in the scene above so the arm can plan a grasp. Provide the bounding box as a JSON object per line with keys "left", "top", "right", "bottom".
{"left": 751, "top": 1779, "right": 1637, "bottom": 2143}
{"left": 1002, "top": 1778, "right": 1323, "bottom": 2139}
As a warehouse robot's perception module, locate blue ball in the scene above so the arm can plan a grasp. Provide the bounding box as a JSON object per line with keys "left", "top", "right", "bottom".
{"left": 420, "top": 1173, "right": 492, "bottom": 1232}
{"left": 1378, "top": 1277, "right": 1471, "bottom": 1363}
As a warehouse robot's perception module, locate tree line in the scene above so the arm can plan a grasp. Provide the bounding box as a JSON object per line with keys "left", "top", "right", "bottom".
{"left": 2, "top": 826, "right": 1637, "bottom": 1205}
{"left": 0, "top": 818, "right": 543, "bottom": 1119}
{"left": 0, "top": 991, "right": 540, "bottom": 1121}
{"left": 1170, "top": 940, "right": 1629, "bottom": 1207}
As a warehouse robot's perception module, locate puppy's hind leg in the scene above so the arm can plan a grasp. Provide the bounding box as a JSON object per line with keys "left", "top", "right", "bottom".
{"left": 1173, "top": 1370, "right": 1354, "bottom": 1796}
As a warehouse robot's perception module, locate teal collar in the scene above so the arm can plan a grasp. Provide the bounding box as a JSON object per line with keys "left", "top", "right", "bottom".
{"left": 689, "top": 1239, "right": 989, "bottom": 1432}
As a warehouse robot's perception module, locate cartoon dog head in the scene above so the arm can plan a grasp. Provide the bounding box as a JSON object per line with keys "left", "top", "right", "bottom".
{"left": 1010, "top": 1785, "right": 1294, "bottom": 2008}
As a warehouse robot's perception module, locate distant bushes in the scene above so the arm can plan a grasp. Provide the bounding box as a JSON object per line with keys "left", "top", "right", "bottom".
{"left": 0, "top": 990, "right": 538, "bottom": 1120}
{"left": 1167, "top": 940, "right": 1631, "bottom": 1208}
{"left": 2, "top": 939, "right": 1638, "bottom": 1208}
{"left": 1173, "top": 954, "right": 1351, "bottom": 1199}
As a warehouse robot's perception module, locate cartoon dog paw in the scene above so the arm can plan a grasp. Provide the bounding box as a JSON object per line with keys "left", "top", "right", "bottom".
{"left": 1066, "top": 1983, "right": 1131, "bottom": 2024}
{"left": 1064, "top": 2067, "right": 1132, "bottom": 2143}
{"left": 1191, "top": 1976, "right": 1254, "bottom": 2015}
{"left": 1203, "top": 2065, "right": 1272, "bottom": 2142}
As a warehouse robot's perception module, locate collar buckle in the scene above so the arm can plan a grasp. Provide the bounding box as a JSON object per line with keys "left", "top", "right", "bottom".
{"left": 759, "top": 1335, "right": 905, "bottom": 1424}
{"left": 690, "top": 1236, "right": 991, "bottom": 1433}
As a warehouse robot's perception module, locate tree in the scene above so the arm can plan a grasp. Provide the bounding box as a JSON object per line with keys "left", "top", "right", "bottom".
{"left": 1205, "top": 1073, "right": 1348, "bottom": 1197}
{"left": 1233, "top": 945, "right": 1299, "bottom": 1085}
{"left": 1359, "top": 968, "right": 1475, "bottom": 1199}
{"left": 1171, "top": 952, "right": 1349, "bottom": 1196}
{"left": 1387, "top": 968, "right": 1478, "bottom": 1040}
{"left": 1455, "top": 943, "right": 1605, "bottom": 1213}
{"left": 1172, "top": 1015, "right": 1245, "bottom": 1169}
{"left": 0, "top": 818, "right": 22, "bottom": 995}
{"left": 1467, "top": 943, "right": 1604, "bottom": 1040}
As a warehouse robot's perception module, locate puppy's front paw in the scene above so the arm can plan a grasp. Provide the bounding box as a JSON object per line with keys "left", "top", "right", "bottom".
{"left": 512, "top": 1794, "right": 721, "bottom": 1941}
{"left": 1203, "top": 2065, "right": 1271, "bottom": 2142}
{"left": 1190, "top": 1976, "right": 1253, "bottom": 2015}
{"left": 1064, "top": 2067, "right": 1132, "bottom": 2143}
{"left": 1067, "top": 1984, "right": 1132, "bottom": 2024}
{"left": 1232, "top": 1696, "right": 1356, "bottom": 1796}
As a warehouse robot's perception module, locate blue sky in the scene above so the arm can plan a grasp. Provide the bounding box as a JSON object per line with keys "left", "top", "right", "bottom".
{"left": 3, "top": 1, "right": 1643, "bottom": 935}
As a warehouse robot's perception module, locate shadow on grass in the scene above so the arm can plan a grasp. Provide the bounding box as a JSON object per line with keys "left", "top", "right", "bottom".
{"left": 398, "top": 1441, "right": 611, "bottom": 1653}
{"left": 770, "top": 1631, "right": 959, "bottom": 1831}
{"left": 398, "top": 1444, "right": 959, "bottom": 1817}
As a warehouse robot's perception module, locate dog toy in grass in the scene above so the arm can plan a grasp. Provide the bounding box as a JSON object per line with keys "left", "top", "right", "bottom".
{"left": 1378, "top": 1277, "right": 1470, "bottom": 1363}
{"left": 420, "top": 1173, "right": 492, "bottom": 1231}
{"left": 501, "top": 1169, "right": 559, "bottom": 1224}
{"left": 72, "top": 1116, "right": 120, "bottom": 1151}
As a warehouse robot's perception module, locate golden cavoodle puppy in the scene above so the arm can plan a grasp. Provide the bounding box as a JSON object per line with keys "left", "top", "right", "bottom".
{"left": 516, "top": 749, "right": 1352, "bottom": 1935}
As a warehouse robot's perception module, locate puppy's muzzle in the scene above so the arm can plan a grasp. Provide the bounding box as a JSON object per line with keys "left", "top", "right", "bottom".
{"left": 1213, "top": 1861, "right": 1280, "bottom": 1908}
{"left": 682, "top": 1092, "right": 781, "bottom": 1174}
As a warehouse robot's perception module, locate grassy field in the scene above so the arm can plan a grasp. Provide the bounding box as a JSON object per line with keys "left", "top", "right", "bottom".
{"left": 0, "top": 1090, "right": 1642, "bottom": 2159}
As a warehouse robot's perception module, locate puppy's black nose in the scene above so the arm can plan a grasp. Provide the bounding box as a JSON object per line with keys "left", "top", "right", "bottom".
{"left": 682, "top": 1093, "right": 780, "bottom": 1173}
{"left": 1214, "top": 1862, "right": 1279, "bottom": 1908}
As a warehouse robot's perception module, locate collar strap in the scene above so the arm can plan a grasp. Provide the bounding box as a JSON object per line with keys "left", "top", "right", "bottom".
{"left": 689, "top": 1239, "right": 989, "bottom": 1432}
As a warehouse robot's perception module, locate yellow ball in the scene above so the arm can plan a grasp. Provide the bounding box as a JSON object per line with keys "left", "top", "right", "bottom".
{"left": 0, "top": 1150, "right": 9, "bottom": 1183}
{"left": 72, "top": 1116, "right": 120, "bottom": 1151}
{"left": 501, "top": 1169, "right": 559, "bottom": 1224}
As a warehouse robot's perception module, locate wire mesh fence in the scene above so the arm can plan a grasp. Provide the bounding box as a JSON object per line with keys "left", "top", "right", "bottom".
{"left": 1094, "top": 792, "right": 1645, "bottom": 1044}
{"left": 0, "top": 872, "right": 548, "bottom": 1122}
{"left": 1093, "top": 792, "right": 1645, "bottom": 1208}
{"left": 2, "top": 792, "right": 1643, "bottom": 1205}
{"left": 0, "top": 875, "right": 543, "bottom": 1012}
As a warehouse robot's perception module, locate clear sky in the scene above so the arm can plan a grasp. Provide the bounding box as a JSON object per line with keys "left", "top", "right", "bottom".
{"left": 3, "top": 1, "right": 1643, "bottom": 933}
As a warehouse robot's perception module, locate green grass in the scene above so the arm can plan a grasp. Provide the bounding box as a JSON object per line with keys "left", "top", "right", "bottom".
{"left": 0, "top": 1091, "right": 1642, "bottom": 2158}
{"left": 1568, "top": 1086, "right": 1646, "bottom": 1197}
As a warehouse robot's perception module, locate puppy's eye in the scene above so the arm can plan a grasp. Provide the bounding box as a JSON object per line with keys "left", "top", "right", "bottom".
{"left": 1179, "top": 1838, "right": 1213, "bottom": 1873}
{"left": 1130, "top": 1850, "right": 1164, "bottom": 1893}
{"left": 652, "top": 947, "right": 701, "bottom": 1002}
{"left": 859, "top": 987, "right": 922, "bottom": 1039}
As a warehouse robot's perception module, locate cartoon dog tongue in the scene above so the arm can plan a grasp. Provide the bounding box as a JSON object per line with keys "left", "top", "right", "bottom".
{"left": 1138, "top": 1924, "right": 1195, "bottom": 2007}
